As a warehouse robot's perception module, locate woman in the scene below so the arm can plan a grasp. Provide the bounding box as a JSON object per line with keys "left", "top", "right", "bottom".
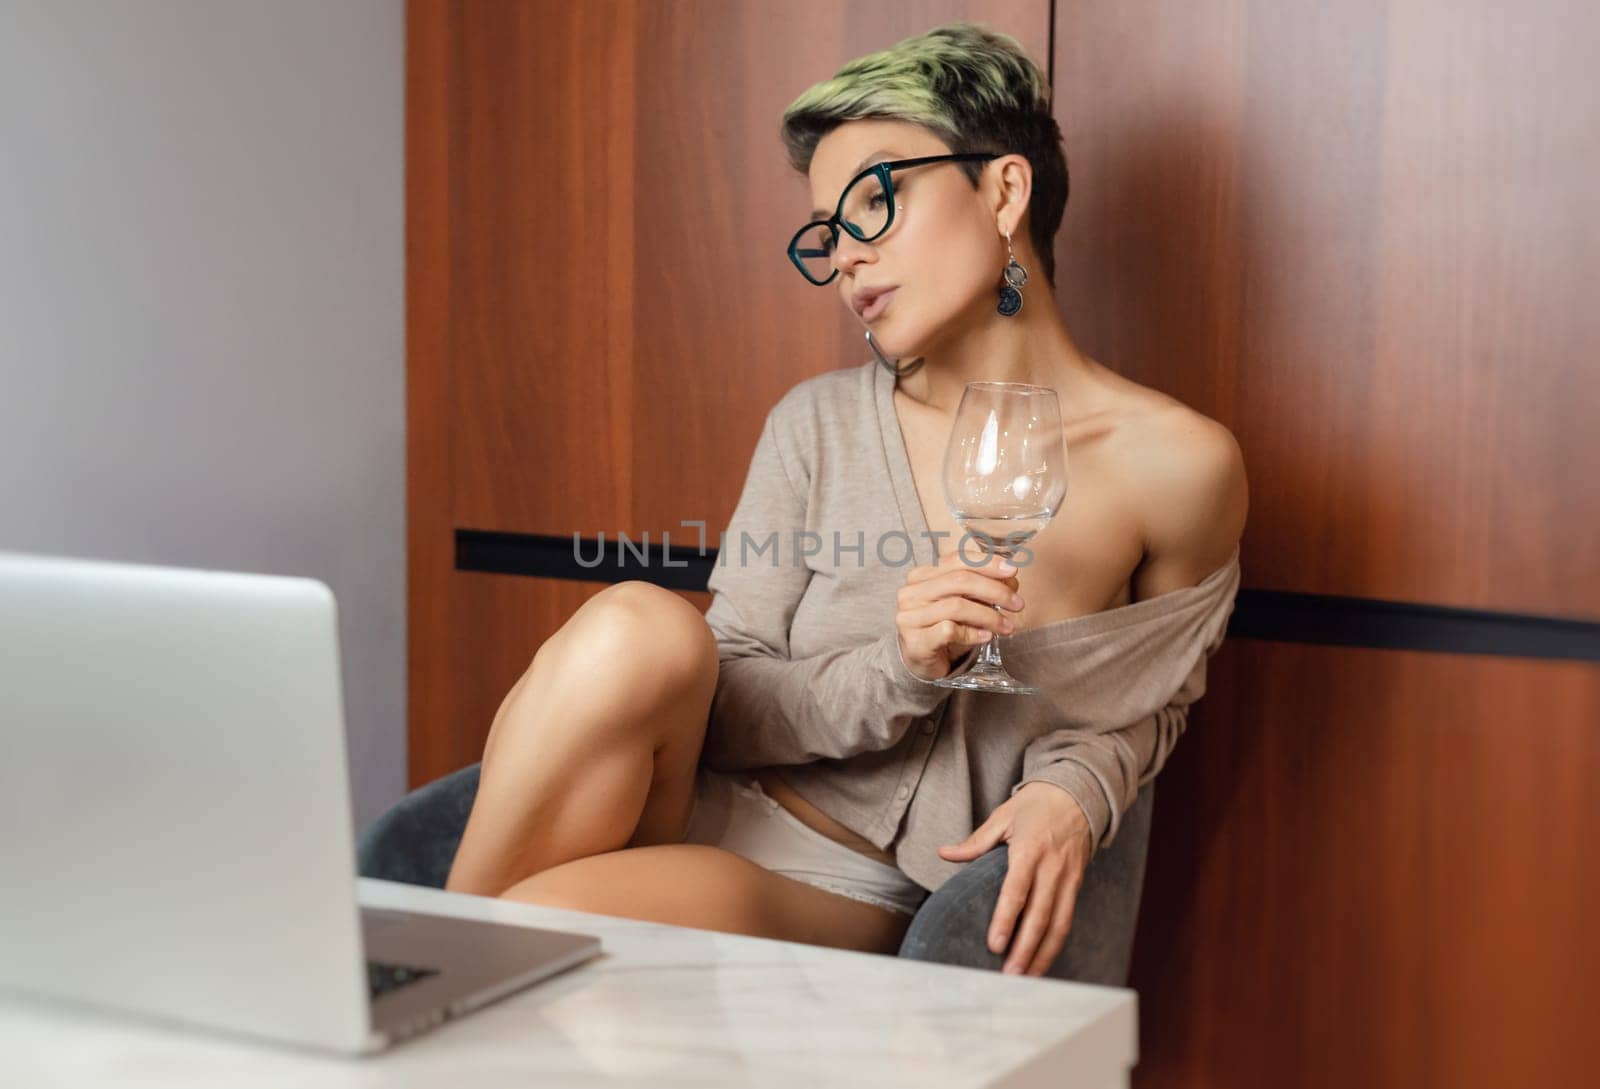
{"left": 445, "top": 23, "right": 1247, "bottom": 977}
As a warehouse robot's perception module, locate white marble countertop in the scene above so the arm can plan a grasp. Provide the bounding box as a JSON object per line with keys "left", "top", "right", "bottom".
{"left": 0, "top": 877, "right": 1137, "bottom": 1088}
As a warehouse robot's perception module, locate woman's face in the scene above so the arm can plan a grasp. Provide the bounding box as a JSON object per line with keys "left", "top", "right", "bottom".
{"left": 806, "top": 119, "right": 1009, "bottom": 360}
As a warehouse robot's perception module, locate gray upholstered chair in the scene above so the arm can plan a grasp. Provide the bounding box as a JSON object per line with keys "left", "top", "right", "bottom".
{"left": 357, "top": 764, "right": 1154, "bottom": 985}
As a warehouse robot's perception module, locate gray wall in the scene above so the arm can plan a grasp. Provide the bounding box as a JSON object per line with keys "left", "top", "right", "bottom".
{"left": 0, "top": 1, "right": 406, "bottom": 831}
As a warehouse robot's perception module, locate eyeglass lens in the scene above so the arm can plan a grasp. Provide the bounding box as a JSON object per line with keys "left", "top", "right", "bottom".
{"left": 794, "top": 170, "right": 892, "bottom": 283}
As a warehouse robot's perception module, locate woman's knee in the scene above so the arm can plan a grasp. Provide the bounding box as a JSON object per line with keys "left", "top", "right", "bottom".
{"left": 536, "top": 580, "right": 717, "bottom": 697}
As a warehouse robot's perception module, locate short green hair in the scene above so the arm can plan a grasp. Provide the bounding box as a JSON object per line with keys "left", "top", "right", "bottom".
{"left": 780, "top": 22, "right": 1068, "bottom": 287}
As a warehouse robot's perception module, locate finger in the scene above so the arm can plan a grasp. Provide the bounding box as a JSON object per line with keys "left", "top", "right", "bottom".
{"left": 939, "top": 545, "right": 1016, "bottom": 575}
{"left": 932, "top": 568, "right": 1025, "bottom": 608}
{"left": 968, "top": 554, "right": 1020, "bottom": 592}
{"left": 897, "top": 564, "right": 953, "bottom": 612}
{"left": 1004, "top": 856, "right": 1064, "bottom": 975}
{"left": 987, "top": 846, "right": 1036, "bottom": 957}
{"left": 903, "top": 570, "right": 1023, "bottom": 615}
{"left": 952, "top": 545, "right": 1020, "bottom": 578}
{"left": 908, "top": 543, "right": 979, "bottom": 578}
{"left": 901, "top": 597, "right": 1016, "bottom": 638}
{"left": 900, "top": 549, "right": 1017, "bottom": 603}
{"left": 901, "top": 560, "right": 1002, "bottom": 600}
{"left": 902, "top": 550, "right": 977, "bottom": 586}
{"left": 938, "top": 812, "right": 1006, "bottom": 861}
{"left": 1026, "top": 868, "right": 1084, "bottom": 977}
{"left": 901, "top": 619, "right": 993, "bottom": 667}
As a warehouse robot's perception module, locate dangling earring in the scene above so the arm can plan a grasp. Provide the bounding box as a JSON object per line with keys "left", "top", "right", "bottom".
{"left": 865, "top": 329, "right": 924, "bottom": 377}
{"left": 997, "top": 229, "right": 1028, "bottom": 317}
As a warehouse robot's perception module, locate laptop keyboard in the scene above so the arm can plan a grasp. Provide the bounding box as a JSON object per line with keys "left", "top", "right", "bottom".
{"left": 367, "top": 958, "right": 440, "bottom": 1000}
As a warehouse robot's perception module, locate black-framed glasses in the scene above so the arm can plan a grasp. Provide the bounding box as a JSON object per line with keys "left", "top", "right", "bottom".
{"left": 786, "top": 153, "right": 1000, "bottom": 285}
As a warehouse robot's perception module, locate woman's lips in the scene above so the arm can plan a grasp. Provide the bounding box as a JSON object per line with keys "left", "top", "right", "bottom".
{"left": 861, "top": 287, "right": 897, "bottom": 321}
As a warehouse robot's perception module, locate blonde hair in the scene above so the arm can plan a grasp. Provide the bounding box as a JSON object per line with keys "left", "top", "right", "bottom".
{"left": 780, "top": 22, "right": 1068, "bottom": 285}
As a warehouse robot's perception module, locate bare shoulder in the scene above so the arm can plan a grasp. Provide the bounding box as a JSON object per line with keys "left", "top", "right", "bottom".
{"left": 1108, "top": 393, "right": 1248, "bottom": 600}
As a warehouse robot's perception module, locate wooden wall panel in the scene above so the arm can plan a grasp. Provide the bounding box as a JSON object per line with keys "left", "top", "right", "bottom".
{"left": 411, "top": 2, "right": 1597, "bottom": 1083}
{"left": 450, "top": 0, "right": 639, "bottom": 537}
{"left": 406, "top": 0, "right": 456, "bottom": 788}
{"left": 1045, "top": 2, "right": 1599, "bottom": 1084}
{"left": 627, "top": 1, "right": 1052, "bottom": 535}
{"left": 410, "top": 0, "right": 1053, "bottom": 779}
{"left": 1051, "top": 0, "right": 1600, "bottom": 619}
{"left": 1129, "top": 641, "right": 1600, "bottom": 1087}
{"left": 443, "top": 0, "right": 1050, "bottom": 542}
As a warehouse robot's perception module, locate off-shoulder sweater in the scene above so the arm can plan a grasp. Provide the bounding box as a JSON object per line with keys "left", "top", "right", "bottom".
{"left": 700, "top": 359, "right": 1242, "bottom": 893}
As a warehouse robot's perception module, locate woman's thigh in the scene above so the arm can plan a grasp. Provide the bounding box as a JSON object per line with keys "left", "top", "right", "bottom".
{"left": 499, "top": 843, "right": 913, "bottom": 955}
{"left": 488, "top": 580, "right": 716, "bottom": 850}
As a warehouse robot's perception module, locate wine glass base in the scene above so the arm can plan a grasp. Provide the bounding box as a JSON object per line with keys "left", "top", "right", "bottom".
{"left": 932, "top": 662, "right": 1040, "bottom": 695}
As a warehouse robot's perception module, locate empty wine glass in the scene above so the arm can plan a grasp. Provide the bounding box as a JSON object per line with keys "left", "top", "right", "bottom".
{"left": 933, "top": 381, "right": 1069, "bottom": 694}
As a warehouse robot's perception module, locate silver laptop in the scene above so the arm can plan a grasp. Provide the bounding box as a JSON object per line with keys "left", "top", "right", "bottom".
{"left": 0, "top": 549, "right": 602, "bottom": 1055}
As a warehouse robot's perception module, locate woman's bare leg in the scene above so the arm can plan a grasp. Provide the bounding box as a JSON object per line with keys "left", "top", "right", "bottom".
{"left": 444, "top": 581, "right": 717, "bottom": 898}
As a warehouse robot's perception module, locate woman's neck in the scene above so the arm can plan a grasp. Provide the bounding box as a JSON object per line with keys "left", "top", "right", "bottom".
{"left": 895, "top": 298, "right": 1104, "bottom": 416}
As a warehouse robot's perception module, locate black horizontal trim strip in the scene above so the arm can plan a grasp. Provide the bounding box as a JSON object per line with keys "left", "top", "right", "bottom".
{"left": 456, "top": 530, "right": 1600, "bottom": 663}
{"left": 456, "top": 528, "right": 717, "bottom": 592}
{"left": 1226, "top": 588, "right": 1598, "bottom": 662}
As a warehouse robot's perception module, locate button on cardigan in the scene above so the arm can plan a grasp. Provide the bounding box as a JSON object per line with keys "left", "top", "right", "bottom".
{"left": 699, "top": 360, "right": 1242, "bottom": 894}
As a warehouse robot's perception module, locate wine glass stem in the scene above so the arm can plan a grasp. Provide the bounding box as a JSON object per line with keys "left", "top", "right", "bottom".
{"left": 978, "top": 603, "right": 1006, "bottom": 668}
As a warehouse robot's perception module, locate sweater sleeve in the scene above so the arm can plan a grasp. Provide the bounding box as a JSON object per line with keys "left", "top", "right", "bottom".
{"left": 1003, "top": 571, "right": 1237, "bottom": 860}
{"left": 697, "top": 403, "right": 962, "bottom": 770}
{"left": 1007, "top": 702, "right": 1190, "bottom": 860}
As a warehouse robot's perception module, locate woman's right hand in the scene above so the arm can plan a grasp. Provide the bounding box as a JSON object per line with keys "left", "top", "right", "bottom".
{"left": 895, "top": 547, "right": 1025, "bottom": 682}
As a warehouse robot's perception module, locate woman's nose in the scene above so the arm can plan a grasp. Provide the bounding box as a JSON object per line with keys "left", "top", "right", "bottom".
{"left": 831, "top": 230, "right": 875, "bottom": 277}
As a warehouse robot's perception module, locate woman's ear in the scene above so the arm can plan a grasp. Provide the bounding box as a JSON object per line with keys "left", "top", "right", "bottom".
{"left": 990, "top": 153, "right": 1033, "bottom": 237}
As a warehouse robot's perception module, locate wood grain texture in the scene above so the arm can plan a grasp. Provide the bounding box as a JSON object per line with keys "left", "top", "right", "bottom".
{"left": 450, "top": 0, "right": 639, "bottom": 537}
{"left": 409, "top": 7, "right": 1598, "bottom": 1082}
{"left": 405, "top": 0, "right": 455, "bottom": 787}
{"left": 1051, "top": 0, "right": 1600, "bottom": 619}
{"left": 1129, "top": 640, "right": 1600, "bottom": 1088}
{"left": 627, "top": 1, "right": 1053, "bottom": 536}
{"left": 411, "top": 0, "right": 1052, "bottom": 782}
{"left": 1046, "top": 3, "right": 1600, "bottom": 1082}
{"left": 446, "top": 0, "right": 1050, "bottom": 539}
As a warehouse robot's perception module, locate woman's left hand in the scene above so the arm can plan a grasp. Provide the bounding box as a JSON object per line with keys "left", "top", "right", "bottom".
{"left": 937, "top": 782, "right": 1096, "bottom": 976}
